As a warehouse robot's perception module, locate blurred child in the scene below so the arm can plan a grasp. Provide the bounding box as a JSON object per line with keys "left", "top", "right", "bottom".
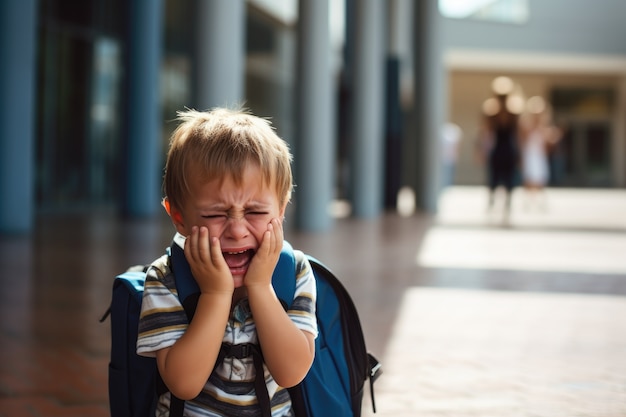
{"left": 519, "top": 97, "right": 562, "bottom": 209}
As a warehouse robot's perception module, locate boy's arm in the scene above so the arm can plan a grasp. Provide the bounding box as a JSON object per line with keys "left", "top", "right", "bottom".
{"left": 244, "top": 220, "right": 316, "bottom": 387}
{"left": 157, "top": 227, "right": 235, "bottom": 400}
{"left": 247, "top": 286, "right": 316, "bottom": 387}
{"left": 155, "top": 292, "right": 231, "bottom": 400}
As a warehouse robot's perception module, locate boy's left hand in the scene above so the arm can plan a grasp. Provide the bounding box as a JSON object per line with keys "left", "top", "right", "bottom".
{"left": 244, "top": 218, "right": 283, "bottom": 288}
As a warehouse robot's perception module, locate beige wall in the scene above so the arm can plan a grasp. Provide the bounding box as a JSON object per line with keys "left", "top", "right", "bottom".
{"left": 447, "top": 71, "right": 625, "bottom": 187}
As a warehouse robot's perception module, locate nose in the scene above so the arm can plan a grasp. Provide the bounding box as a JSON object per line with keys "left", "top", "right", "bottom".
{"left": 224, "top": 216, "right": 249, "bottom": 240}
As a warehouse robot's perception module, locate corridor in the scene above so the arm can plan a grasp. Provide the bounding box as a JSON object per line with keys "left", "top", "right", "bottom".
{"left": 1, "top": 186, "right": 625, "bottom": 416}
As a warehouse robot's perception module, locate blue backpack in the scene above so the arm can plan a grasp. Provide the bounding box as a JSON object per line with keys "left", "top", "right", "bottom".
{"left": 102, "top": 240, "right": 381, "bottom": 417}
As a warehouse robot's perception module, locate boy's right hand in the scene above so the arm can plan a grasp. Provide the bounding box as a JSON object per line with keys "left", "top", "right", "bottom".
{"left": 184, "top": 226, "right": 234, "bottom": 295}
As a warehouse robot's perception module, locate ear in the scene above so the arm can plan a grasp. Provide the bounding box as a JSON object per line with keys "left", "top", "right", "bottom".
{"left": 163, "top": 198, "right": 186, "bottom": 234}
{"left": 278, "top": 201, "right": 288, "bottom": 221}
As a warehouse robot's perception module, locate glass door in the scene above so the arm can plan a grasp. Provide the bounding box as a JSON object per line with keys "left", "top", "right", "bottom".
{"left": 551, "top": 87, "right": 615, "bottom": 188}
{"left": 36, "top": 0, "right": 124, "bottom": 211}
{"left": 37, "top": 27, "right": 94, "bottom": 209}
{"left": 555, "top": 119, "right": 612, "bottom": 187}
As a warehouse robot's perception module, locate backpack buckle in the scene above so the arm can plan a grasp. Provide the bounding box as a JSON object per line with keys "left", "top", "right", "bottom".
{"left": 221, "top": 342, "right": 260, "bottom": 360}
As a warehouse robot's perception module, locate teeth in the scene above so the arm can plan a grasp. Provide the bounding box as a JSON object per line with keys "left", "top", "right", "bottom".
{"left": 227, "top": 250, "right": 247, "bottom": 255}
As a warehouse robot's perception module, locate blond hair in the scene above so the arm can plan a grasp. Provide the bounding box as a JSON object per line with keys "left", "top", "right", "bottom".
{"left": 163, "top": 108, "right": 293, "bottom": 210}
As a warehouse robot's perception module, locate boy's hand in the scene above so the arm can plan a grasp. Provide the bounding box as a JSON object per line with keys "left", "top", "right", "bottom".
{"left": 244, "top": 218, "right": 283, "bottom": 288}
{"left": 184, "top": 226, "right": 234, "bottom": 295}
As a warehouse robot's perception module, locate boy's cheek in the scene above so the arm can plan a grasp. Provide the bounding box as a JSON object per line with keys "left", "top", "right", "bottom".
{"left": 205, "top": 223, "right": 225, "bottom": 238}
{"left": 181, "top": 219, "right": 221, "bottom": 239}
{"left": 256, "top": 218, "right": 277, "bottom": 233}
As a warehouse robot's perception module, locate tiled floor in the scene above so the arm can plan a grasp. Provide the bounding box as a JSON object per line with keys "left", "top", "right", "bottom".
{"left": 1, "top": 186, "right": 625, "bottom": 416}
{"left": 361, "top": 187, "right": 626, "bottom": 417}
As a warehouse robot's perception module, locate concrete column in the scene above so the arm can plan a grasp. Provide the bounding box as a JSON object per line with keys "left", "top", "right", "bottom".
{"left": 124, "top": 0, "right": 164, "bottom": 217}
{"left": 194, "top": 0, "right": 245, "bottom": 110}
{"left": 350, "top": 0, "right": 386, "bottom": 218}
{"left": 295, "top": 0, "right": 335, "bottom": 231}
{"left": 0, "top": 0, "right": 37, "bottom": 234}
{"left": 411, "top": 0, "right": 444, "bottom": 212}
{"left": 384, "top": 0, "right": 411, "bottom": 209}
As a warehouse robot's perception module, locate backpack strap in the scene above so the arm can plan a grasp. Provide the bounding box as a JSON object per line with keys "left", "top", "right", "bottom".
{"left": 269, "top": 240, "right": 297, "bottom": 308}
{"left": 168, "top": 243, "right": 200, "bottom": 309}
{"left": 217, "top": 342, "right": 271, "bottom": 417}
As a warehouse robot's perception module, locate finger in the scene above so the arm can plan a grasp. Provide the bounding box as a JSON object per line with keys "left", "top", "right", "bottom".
{"left": 264, "top": 220, "right": 274, "bottom": 253}
{"left": 209, "top": 235, "right": 224, "bottom": 266}
{"left": 184, "top": 226, "right": 199, "bottom": 263}
{"left": 197, "top": 226, "right": 210, "bottom": 263}
{"left": 267, "top": 219, "right": 283, "bottom": 255}
{"left": 257, "top": 224, "right": 272, "bottom": 257}
{"left": 274, "top": 218, "right": 284, "bottom": 247}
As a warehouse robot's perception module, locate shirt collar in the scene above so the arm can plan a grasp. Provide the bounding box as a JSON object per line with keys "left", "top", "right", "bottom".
{"left": 173, "top": 232, "right": 186, "bottom": 249}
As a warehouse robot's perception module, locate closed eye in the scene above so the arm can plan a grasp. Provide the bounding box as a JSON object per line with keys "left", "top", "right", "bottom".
{"left": 201, "top": 214, "right": 226, "bottom": 219}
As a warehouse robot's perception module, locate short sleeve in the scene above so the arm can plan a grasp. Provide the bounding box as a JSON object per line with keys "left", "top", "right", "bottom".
{"left": 288, "top": 251, "right": 318, "bottom": 338}
{"left": 136, "top": 264, "right": 189, "bottom": 357}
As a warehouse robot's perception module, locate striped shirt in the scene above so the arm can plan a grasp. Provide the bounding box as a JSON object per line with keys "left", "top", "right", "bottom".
{"left": 137, "top": 238, "right": 317, "bottom": 417}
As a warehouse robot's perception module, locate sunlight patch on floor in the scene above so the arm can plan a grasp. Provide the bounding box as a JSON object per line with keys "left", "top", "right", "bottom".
{"left": 417, "top": 227, "right": 626, "bottom": 274}
{"left": 363, "top": 287, "right": 626, "bottom": 417}
{"left": 417, "top": 186, "right": 626, "bottom": 275}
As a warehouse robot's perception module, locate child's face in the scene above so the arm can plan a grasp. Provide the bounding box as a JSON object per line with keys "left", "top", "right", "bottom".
{"left": 172, "top": 164, "right": 286, "bottom": 283}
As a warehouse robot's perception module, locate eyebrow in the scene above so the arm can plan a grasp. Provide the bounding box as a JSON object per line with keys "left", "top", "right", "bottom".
{"left": 242, "top": 202, "right": 273, "bottom": 213}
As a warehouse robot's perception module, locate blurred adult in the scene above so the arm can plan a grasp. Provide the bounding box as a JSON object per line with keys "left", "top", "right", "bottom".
{"left": 482, "top": 91, "right": 521, "bottom": 216}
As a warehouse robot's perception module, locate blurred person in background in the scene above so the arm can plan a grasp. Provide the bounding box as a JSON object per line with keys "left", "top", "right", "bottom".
{"left": 477, "top": 76, "right": 523, "bottom": 221}
{"left": 441, "top": 122, "right": 463, "bottom": 189}
{"left": 518, "top": 96, "right": 562, "bottom": 210}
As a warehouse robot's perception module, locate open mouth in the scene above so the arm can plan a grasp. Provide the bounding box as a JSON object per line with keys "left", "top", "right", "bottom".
{"left": 223, "top": 249, "right": 255, "bottom": 274}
